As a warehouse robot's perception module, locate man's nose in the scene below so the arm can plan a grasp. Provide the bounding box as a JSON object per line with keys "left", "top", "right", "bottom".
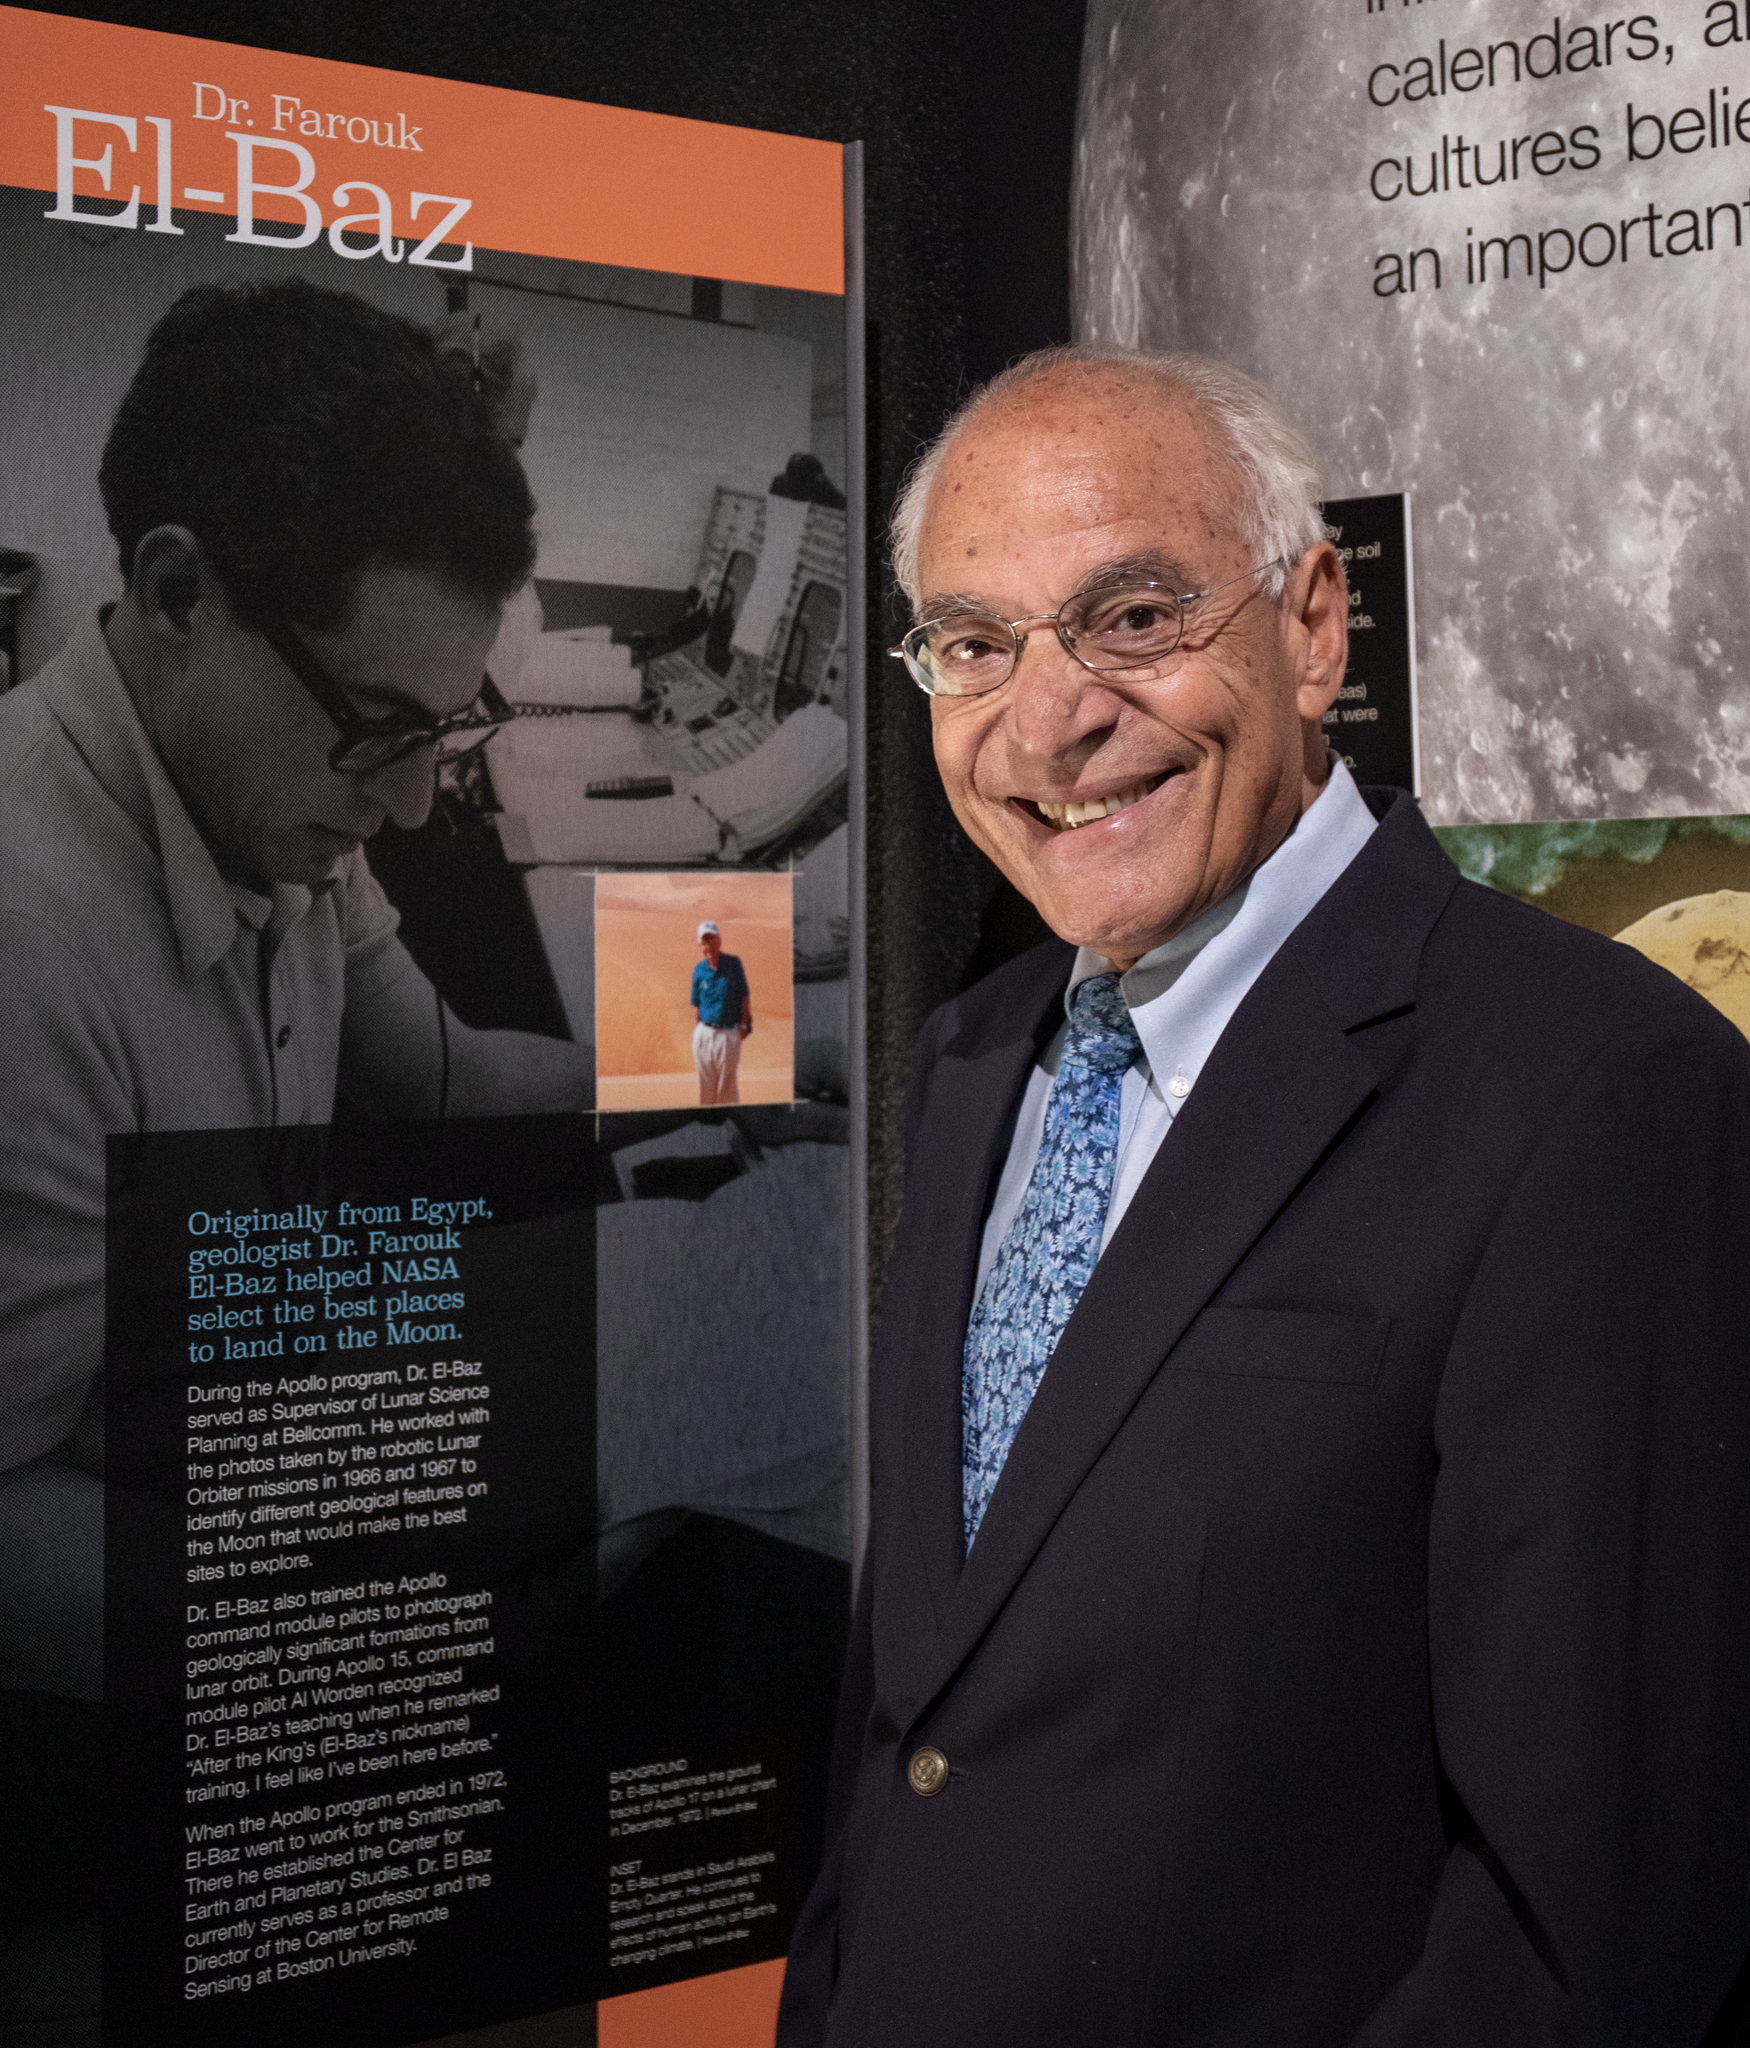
{"left": 360, "top": 745, "right": 439, "bottom": 831}
{"left": 1004, "top": 617, "right": 1113, "bottom": 759}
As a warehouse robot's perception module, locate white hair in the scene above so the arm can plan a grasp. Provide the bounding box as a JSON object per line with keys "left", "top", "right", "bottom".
{"left": 889, "top": 344, "right": 1328, "bottom": 613}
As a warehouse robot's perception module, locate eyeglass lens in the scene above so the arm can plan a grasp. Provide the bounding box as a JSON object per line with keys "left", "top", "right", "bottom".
{"left": 910, "top": 585, "right": 1187, "bottom": 695}
{"left": 334, "top": 709, "right": 501, "bottom": 775}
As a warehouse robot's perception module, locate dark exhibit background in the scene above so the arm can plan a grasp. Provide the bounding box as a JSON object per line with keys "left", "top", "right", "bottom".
{"left": 41, "top": 0, "right": 1088, "bottom": 1295}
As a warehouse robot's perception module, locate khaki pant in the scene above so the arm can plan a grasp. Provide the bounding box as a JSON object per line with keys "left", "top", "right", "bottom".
{"left": 694, "top": 1021, "right": 743, "bottom": 1105}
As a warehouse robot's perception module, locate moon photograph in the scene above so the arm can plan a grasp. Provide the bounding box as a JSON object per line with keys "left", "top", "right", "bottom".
{"left": 1076, "top": 0, "right": 1750, "bottom": 827}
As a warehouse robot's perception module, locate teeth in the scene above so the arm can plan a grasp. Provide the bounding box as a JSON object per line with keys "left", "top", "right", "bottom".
{"left": 1035, "top": 778, "right": 1161, "bottom": 829}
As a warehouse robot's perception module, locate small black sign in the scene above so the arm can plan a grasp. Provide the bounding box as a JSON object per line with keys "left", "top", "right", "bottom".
{"left": 1321, "top": 493, "right": 1418, "bottom": 795}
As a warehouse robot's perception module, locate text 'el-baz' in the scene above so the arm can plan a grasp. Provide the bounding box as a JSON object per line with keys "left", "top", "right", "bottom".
{"left": 41, "top": 81, "right": 471, "bottom": 269}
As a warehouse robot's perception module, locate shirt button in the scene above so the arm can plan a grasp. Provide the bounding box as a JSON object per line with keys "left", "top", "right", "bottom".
{"left": 907, "top": 1746, "right": 949, "bottom": 1797}
{"left": 276, "top": 1025, "right": 293, "bottom": 1049}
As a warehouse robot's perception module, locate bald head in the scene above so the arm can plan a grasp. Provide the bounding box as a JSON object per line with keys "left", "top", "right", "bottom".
{"left": 891, "top": 346, "right": 1325, "bottom": 613}
{"left": 914, "top": 366, "right": 1241, "bottom": 626}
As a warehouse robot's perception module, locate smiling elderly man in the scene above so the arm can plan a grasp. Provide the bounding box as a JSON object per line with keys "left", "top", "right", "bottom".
{"left": 778, "top": 349, "right": 1750, "bottom": 2047}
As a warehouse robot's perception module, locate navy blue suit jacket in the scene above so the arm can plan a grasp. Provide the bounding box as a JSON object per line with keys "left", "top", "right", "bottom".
{"left": 779, "top": 790, "right": 1750, "bottom": 2047}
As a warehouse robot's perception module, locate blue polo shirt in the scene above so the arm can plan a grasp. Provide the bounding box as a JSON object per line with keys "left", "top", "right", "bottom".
{"left": 691, "top": 952, "right": 749, "bottom": 1028}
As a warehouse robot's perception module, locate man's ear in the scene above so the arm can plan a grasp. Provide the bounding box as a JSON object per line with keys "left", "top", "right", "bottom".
{"left": 129, "top": 526, "right": 214, "bottom": 644}
{"left": 1287, "top": 541, "right": 1349, "bottom": 727}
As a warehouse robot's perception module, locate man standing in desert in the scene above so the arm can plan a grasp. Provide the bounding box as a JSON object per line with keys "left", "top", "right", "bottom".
{"left": 691, "top": 918, "right": 753, "bottom": 1104}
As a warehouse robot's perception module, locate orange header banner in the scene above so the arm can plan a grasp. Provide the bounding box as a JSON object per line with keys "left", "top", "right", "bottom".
{"left": 0, "top": 5, "right": 845, "bottom": 292}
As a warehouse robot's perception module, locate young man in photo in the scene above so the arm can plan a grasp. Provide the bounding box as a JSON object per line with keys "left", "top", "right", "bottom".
{"left": 0, "top": 278, "right": 590, "bottom": 1708}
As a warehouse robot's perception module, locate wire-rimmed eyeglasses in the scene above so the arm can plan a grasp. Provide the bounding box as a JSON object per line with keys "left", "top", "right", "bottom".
{"left": 260, "top": 618, "right": 513, "bottom": 775}
{"left": 888, "top": 558, "right": 1284, "bottom": 698}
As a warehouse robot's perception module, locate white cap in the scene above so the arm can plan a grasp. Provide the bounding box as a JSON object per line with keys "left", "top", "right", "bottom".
{"left": 697, "top": 920, "right": 720, "bottom": 938}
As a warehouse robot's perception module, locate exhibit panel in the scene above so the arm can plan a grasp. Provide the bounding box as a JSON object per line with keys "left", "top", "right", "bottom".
{"left": 1075, "top": 0, "right": 1750, "bottom": 830}
{"left": 1073, "top": 0, "right": 1750, "bottom": 1052}
{"left": 0, "top": 9, "right": 861, "bottom": 2042}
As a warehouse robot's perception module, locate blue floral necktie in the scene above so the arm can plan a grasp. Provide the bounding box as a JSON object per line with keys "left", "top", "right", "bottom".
{"left": 962, "top": 972, "right": 1142, "bottom": 1547}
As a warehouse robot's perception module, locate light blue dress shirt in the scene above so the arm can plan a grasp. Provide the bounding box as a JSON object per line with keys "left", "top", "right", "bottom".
{"left": 973, "top": 761, "right": 1380, "bottom": 1302}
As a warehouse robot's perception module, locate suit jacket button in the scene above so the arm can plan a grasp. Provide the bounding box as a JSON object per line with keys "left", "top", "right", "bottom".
{"left": 907, "top": 1745, "right": 949, "bottom": 1797}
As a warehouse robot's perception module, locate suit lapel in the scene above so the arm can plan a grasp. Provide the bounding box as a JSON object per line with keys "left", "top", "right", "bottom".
{"left": 883, "top": 791, "right": 1461, "bottom": 1728}
{"left": 899, "top": 952, "right": 1071, "bottom": 1621}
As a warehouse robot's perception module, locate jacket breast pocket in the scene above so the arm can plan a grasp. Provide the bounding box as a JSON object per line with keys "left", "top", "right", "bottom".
{"left": 1164, "top": 1304, "right": 1391, "bottom": 1387}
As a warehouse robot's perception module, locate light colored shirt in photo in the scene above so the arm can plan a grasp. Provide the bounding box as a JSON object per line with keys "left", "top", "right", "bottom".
{"left": 0, "top": 611, "right": 430, "bottom": 1469}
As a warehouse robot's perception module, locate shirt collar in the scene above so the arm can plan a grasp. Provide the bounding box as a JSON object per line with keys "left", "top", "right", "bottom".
{"left": 1065, "top": 886, "right": 1248, "bottom": 1015}
{"left": 37, "top": 610, "right": 311, "bottom": 976}
{"left": 1066, "top": 758, "right": 1379, "bottom": 1111}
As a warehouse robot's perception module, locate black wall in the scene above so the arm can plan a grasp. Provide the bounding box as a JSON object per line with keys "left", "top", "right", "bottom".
{"left": 44, "top": 0, "right": 1086, "bottom": 1292}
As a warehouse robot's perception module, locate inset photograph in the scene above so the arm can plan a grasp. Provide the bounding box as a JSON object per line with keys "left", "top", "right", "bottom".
{"left": 595, "top": 871, "right": 795, "bottom": 1108}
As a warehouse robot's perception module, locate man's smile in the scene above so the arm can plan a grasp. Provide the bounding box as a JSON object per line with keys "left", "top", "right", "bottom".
{"left": 1023, "top": 771, "right": 1174, "bottom": 830}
